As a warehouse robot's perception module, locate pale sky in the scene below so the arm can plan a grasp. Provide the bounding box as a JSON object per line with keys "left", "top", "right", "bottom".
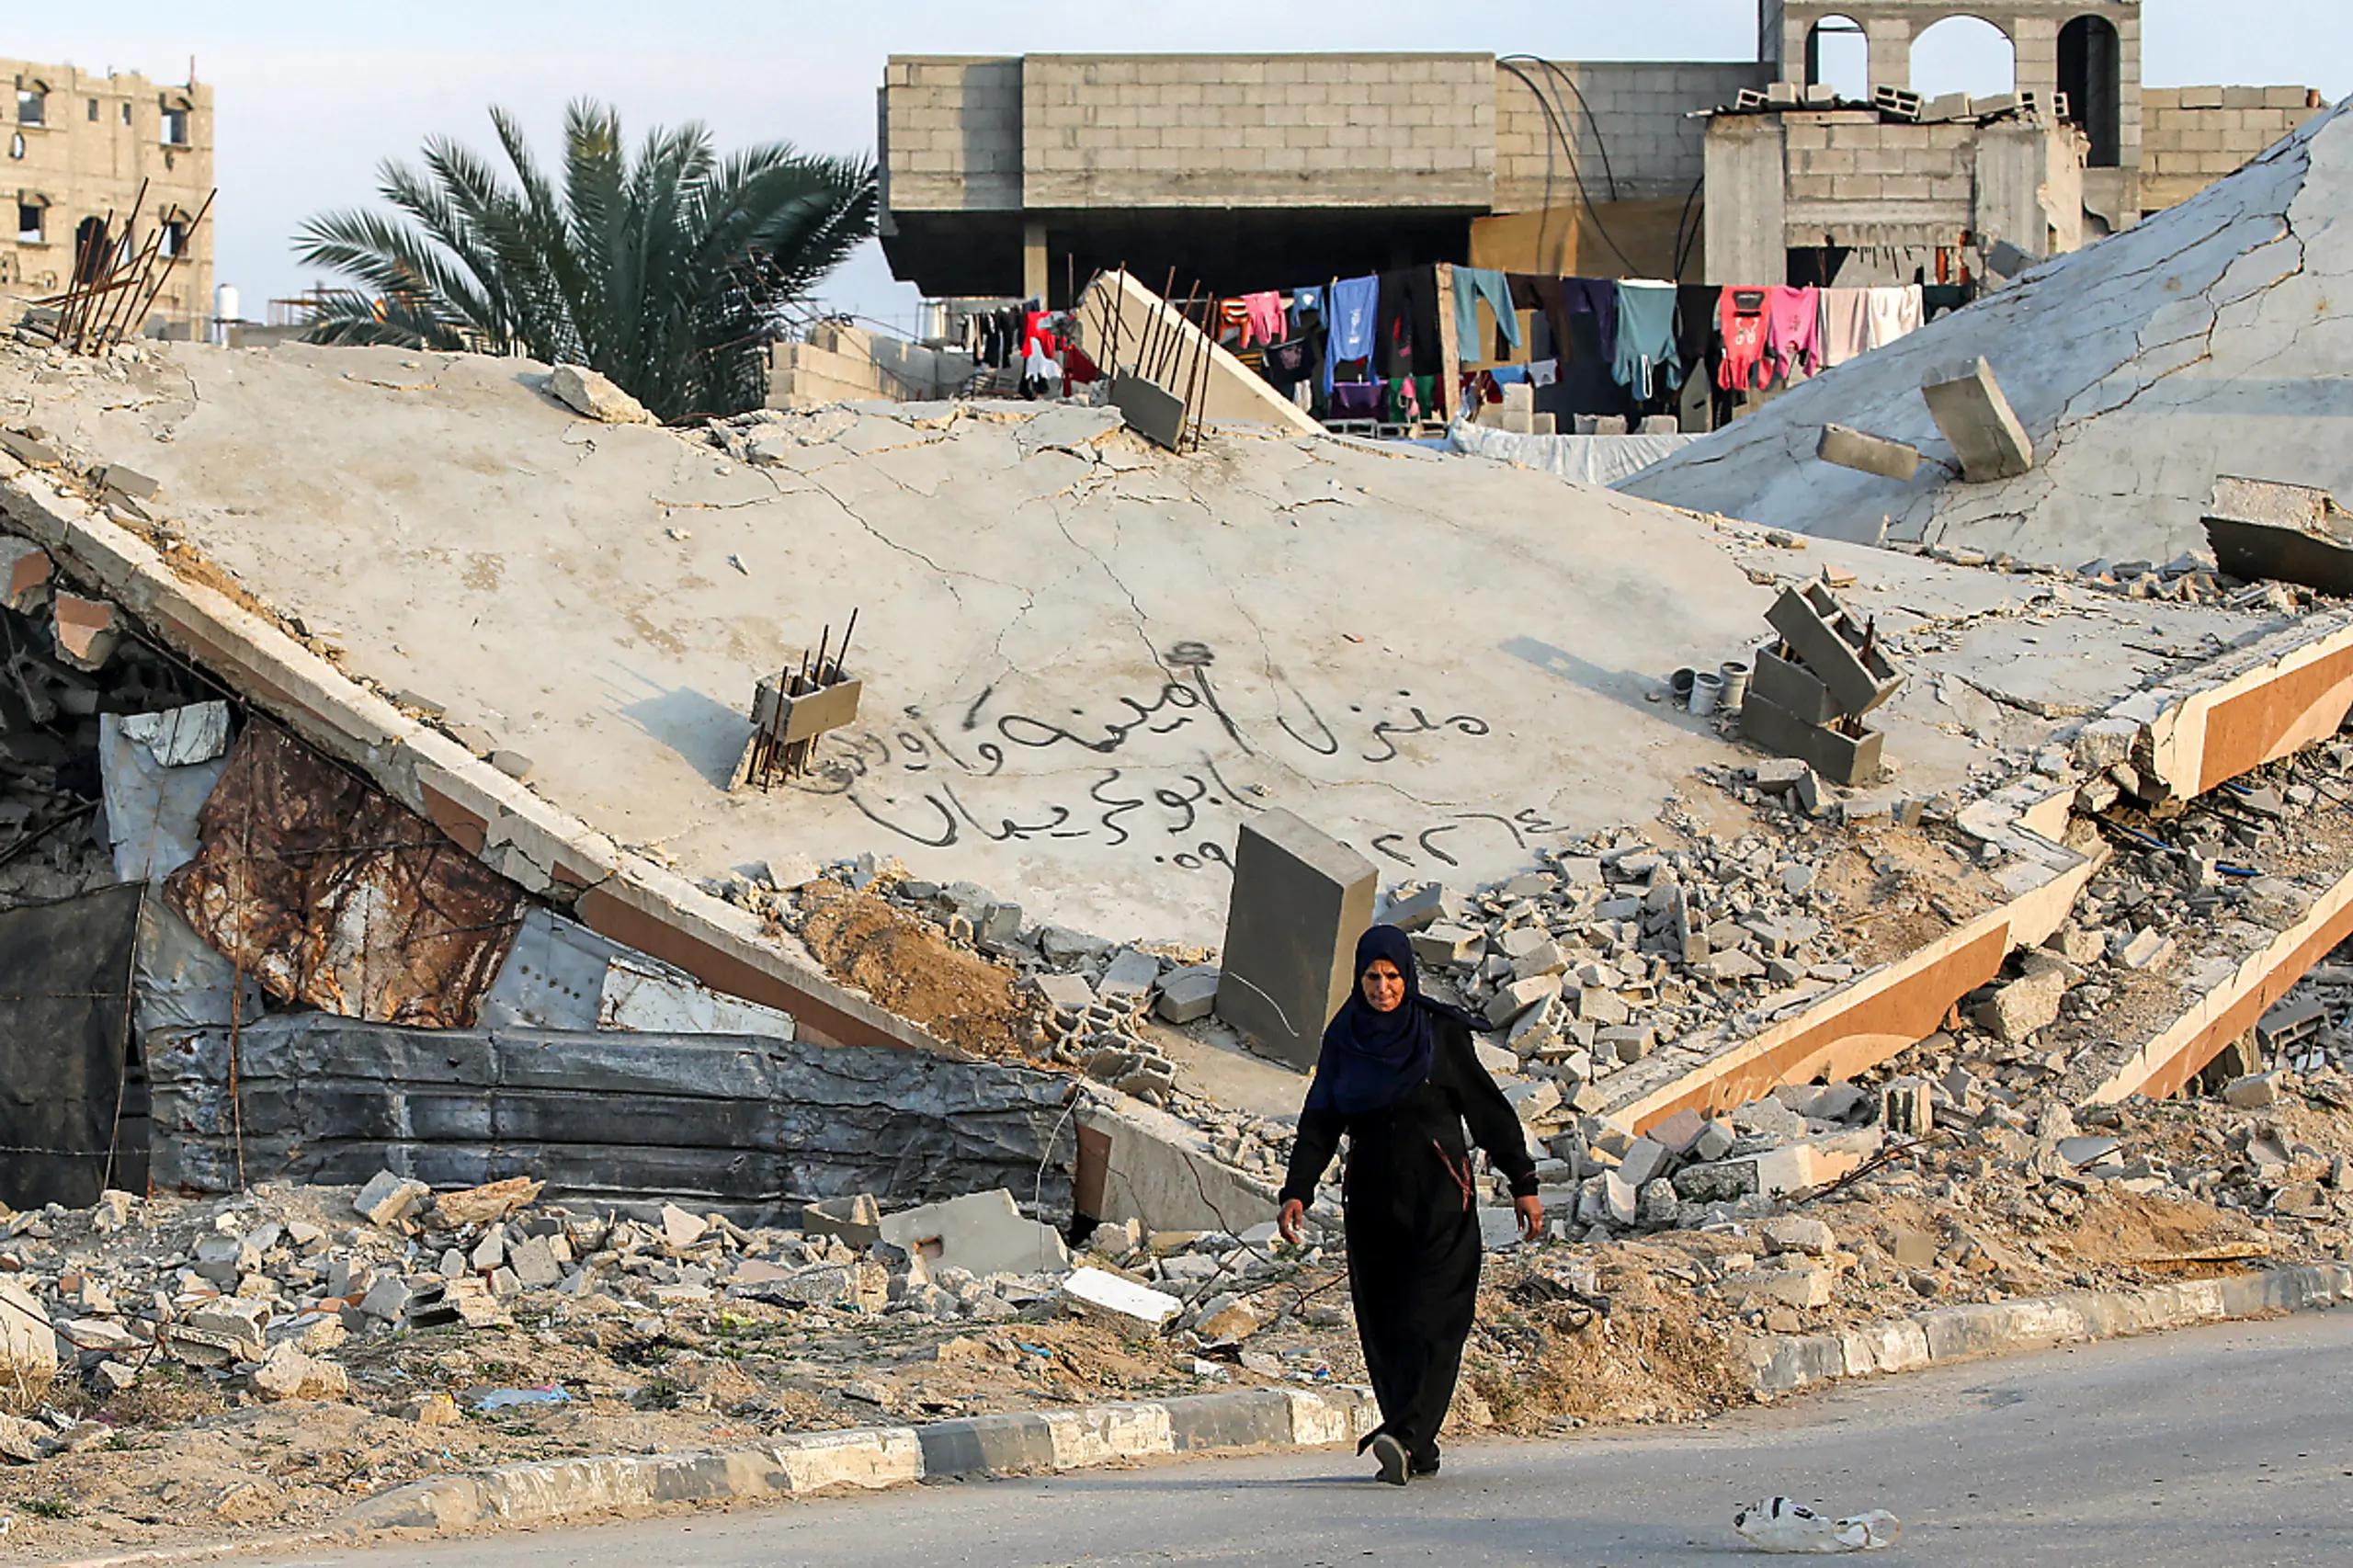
{"left": 11, "top": 2, "right": 2346, "bottom": 332}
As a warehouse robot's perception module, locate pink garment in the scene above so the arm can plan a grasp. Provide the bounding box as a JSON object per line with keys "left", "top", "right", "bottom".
{"left": 1764, "top": 285, "right": 1822, "bottom": 381}
{"left": 1239, "top": 290, "right": 1287, "bottom": 349}
{"left": 1819, "top": 288, "right": 1871, "bottom": 368}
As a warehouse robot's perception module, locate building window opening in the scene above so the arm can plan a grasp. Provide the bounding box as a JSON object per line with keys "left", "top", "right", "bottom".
{"left": 73, "top": 216, "right": 110, "bottom": 284}
{"left": 1910, "top": 15, "right": 2017, "bottom": 101}
{"left": 161, "top": 106, "right": 189, "bottom": 146}
{"left": 1805, "top": 16, "right": 1870, "bottom": 101}
{"left": 160, "top": 220, "right": 188, "bottom": 259}
{"left": 2060, "top": 15, "right": 2123, "bottom": 167}
{"left": 17, "top": 203, "right": 44, "bottom": 245}
{"left": 8, "top": 133, "right": 22, "bottom": 161}
{"left": 15, "top": 89, "right": 43, "bottom": 128}
{"left": 119, "top": 103, "right": 131, "bottom": 126}
{"left": 85, "top": 97, "right": 99, "bottom": 122}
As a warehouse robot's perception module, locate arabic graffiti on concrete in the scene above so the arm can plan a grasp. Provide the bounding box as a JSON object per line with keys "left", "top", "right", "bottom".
{"left": 794, "top": 642, "right": 1555, "bottom": 872}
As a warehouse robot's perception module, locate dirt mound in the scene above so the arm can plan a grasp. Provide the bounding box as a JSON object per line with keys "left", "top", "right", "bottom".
{"left": 797, "top": 884, "right": 1044, "bottom": 1060}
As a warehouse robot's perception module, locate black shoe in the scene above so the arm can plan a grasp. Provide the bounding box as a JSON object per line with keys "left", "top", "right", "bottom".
{"left": 1410, "top": 1452, "right": 1441, "bottom": 1477}
{"left": 1370, "top": 1431, "right": 1409, "bottom": 1486}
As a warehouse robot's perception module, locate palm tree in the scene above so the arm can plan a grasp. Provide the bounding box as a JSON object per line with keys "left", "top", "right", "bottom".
{"left": 295, "top": 101, "right": 876, "bottom": 420}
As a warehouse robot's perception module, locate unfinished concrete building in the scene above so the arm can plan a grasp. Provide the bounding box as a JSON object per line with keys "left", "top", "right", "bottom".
{"left": 0, "top": 58, "right": 212, "bottom": 334}
{"left": 877, "top": 0, "right": 2323, "bottom": 300}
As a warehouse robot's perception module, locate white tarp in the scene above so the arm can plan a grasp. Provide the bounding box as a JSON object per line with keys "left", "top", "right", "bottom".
{"left": 1449, "top": 421, "right": 1701, "bottom": 488}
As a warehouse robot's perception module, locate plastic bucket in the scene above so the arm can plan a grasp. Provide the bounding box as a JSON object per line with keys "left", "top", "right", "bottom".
{"left": 1719, "top": 660, "right": 1752, "bottom": 710}
{"left": 1688, "top": 671, "right": 1726, "bottom": 716}
{"left": 1669, "top": 666, "right": 1697, "bottom": 700}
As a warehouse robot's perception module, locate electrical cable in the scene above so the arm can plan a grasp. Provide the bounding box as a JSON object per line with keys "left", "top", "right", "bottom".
{"left": 1495, "top": 58, "right": 1636, "bottom": 276}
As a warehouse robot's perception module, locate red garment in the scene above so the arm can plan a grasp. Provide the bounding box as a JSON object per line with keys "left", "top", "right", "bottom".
{"left": 1764, "top": 285, "right": 1822, "bottom": 381}
{"left": 1022, "top": 310, "right": 1060, "bottom": 359}
{"left": 1718, "top": 290, "right": 1768, "bottom": 392}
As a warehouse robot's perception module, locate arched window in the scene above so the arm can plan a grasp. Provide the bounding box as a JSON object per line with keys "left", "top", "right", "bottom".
{"left": 1910, "top": 16, "right": 2017, "bottom": 101}
{"left": 73, "top": 215, "right": 110, "bottom": 285}
{"left": 2060, "top": 15, "right": 2122, "bottom": 167}
{"left": 1805, "top": 15, "right": 1870, "bottom": 102}
{"left": 159, "top": 93, "right": 192, "bottom": 148}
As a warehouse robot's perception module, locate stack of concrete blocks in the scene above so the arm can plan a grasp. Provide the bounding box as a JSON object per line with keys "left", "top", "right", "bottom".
{"left": 766, "top": 322, "right": 973, "bottom": 411}
{"left": 2141, "top": 85, "right": 2328, "bottom": 211}
{"left": 1213, "top": 810, "right": 1376, "bottom": 1072}
{"left": 1474, "top": 382, "right": 1555, "bottom": 436}
{"left": 1742, "top": 582, "right": 1903, "bottom": 787}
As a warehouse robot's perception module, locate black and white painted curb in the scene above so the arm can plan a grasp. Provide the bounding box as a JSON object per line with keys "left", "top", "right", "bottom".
{"left": 133, "top": 1263, "right": 2338, "bottom": 1542}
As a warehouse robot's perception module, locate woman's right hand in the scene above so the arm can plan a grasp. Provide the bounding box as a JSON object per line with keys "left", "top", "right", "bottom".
{"left": 1278, "top": 1198, "right": 1307, "bottom": 1245}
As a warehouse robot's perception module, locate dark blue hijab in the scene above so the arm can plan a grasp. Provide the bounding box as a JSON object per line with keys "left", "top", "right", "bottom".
{"left": 1303, "top": 926, "right": 1480, "bottom": 1116}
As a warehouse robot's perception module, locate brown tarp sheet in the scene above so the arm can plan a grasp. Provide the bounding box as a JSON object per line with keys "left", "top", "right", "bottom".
{"left": 163, "top": 724, "right": 521, "bottom": 1027}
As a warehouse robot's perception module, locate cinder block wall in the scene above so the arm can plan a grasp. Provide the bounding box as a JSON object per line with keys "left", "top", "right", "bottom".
{"left": 1784, "top": 115, "right": 1977, "bottom": 212}
{"left": 1494, "top": 62, "right": 1771, "bottom": 210}
{"left": 881, "top": 57, "right": 1023, "bottom": 211}
{"left": 1018, "top": 54, "right": 1495, "bottom": 209}
{"left": 2138, "top": 85, "right": 2326, "bottom": 210}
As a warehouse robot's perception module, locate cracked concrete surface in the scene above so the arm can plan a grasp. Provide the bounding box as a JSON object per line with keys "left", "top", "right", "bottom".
{"left": 1625, "top": 100, "right": 2353, "bottom": 570}
{"left": 0, "top": 338, "right": 2313, "bottom": 947}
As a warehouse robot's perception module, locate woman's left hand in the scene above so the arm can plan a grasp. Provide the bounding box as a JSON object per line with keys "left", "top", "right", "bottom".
{"left": 1515, "top": 1194, "right": 1544, "bottom": 1242}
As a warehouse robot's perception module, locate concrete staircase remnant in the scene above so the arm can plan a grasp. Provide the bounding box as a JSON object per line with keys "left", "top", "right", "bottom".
{"left": 1213, "top": 809, "right": 1376, "bottom": 1071}
{"left": 1921, "top": 358, "right": 2034, "bottom": 482}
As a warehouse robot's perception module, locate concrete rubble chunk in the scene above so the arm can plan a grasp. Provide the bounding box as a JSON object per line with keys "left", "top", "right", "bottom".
{"left": 1411, "top": 923, "right": 1483, "bottom": 967}
{"left": 1721, "top": 1264, "right": 1835, "bottom": 1310}
{"left": 1761, "top": 1215, "right": 1836, "bottom": 1256}
{"left": 0, "top": 1279, "right": 59, "bottom": 1389}
{"left": 1816, "top": 424, "right": 1923, "bottom": 483}
{"left": 878, "top": 1188, "right": 1069, "bottom": 1278}
{"left": 1061, "top": 1266, "right": 1183, "bottom": 1332}
{"left": 250, "top": 1342, "right": 349, "bottom": 1403}
{"left": 433, "top": 1176, "right": 542, "bottom": 1227}
{"left": 1972, "top": 969, "right": 2068, "bottom": 1043}
{"left": 353, "top": 1171, "right": 430, "bottom": 1227}
{"left": 1097, "top": 949, "right": 1162, "bottom": 1007}
{"left": 1154, "top": 965, "right": 1221, "bottom": 1024}
{"left": 1215, "top": 809, "right": 1378, "bottom": 1071}
{"left": 546, "top": 363, "right": 654, "bottom": 424}
{"left": 2222, "top": 1070, "right": 2283, "bottom": 1109}
{"left": 661, "top": 1203, "right": 710, "bottom": 1249}
{"left": 1921, "top": 358, "right": 2033, "bottom": 482}
{"left": 1035, "top": 971, "right": 1095, "bottom": 1016}
{"left": 1378, "top": 883, "right": 1457, "bottom": 932}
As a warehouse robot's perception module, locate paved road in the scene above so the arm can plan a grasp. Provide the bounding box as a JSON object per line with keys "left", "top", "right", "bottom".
{"left": 248, "top": 1309, "right": 2353, "bottom": 1568}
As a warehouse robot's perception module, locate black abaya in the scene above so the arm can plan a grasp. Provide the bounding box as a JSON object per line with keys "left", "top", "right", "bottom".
{"left": 1279, "top": 1017, "right": 1537, "bottom": 1464}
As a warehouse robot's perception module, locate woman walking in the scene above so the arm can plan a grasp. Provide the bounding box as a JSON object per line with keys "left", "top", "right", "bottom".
{"left": 1277, "top": 926, "right": 1542, "bottom": 1486}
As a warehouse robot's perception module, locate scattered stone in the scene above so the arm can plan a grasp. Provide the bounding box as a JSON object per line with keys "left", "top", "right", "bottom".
{"left": 353, "top": 1171, "right": 430, "bottom": 1227}
{"left": 546, "top": 363, "right": 654, "bottom": 424}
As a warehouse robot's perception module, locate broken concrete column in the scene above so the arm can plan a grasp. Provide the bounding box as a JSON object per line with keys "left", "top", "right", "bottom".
{"left": 1214, "top": 809, "right": 1377, "bottom": 1070}
{"left": 1921, "top": 358, "right": 2033, "bottom": 482}
{"left": 1816, "top": 425, "right": 1923, "bottom": 483}
{"left": 877, "top": 1188, "right": 1069, "bottom": 1278}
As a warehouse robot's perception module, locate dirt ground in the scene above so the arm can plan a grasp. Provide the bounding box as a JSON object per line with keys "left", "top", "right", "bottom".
{"left": 794, "top": 884, "right": 1048, "bottom": 1060}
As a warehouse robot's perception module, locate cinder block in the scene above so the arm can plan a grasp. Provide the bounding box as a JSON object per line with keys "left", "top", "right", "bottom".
{"left": 1764, "top": 583, "right": 1904, "bottom": 719}
{"left": 1921, "top": 358, "right": 2034, "bottom": 482}
{"left": 2179, "top": 85, "right": 2224, "bottom": 109}
{"left": 1740, "top": 693, "right": 1884, "bottom": 787}
{"left": 1817, "top": 424, "right": 1923, "bottom": 483}
{"left": 1214, "top": 810, "right": 1378, "bottom": 1071}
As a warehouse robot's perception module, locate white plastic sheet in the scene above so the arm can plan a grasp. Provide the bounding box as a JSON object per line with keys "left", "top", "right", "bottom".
{"left": 1448, "top": 420, "right": 1700, "bottom": 487}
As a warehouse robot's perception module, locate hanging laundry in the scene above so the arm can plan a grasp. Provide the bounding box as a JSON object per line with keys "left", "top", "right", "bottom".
{"left": 1675, "top": 285, "right": 1721, "bottom": 388}
{"left": 1451, "top": 267, "right": 1519, "bottom": 361}
{"left": 1820, "top": 288, "right": 1872, "bottom": 368}
{"left": 1612, "top": 280, "right": 1682, "bottom": 399}
{"left": 1528, "top": 358, "right": 1559, "bottom": 387}
{"left": 1763, "top": 285, "right": 1822, "bottom": 381}
{"left": 1717, "top": 289, "right": 1769, "bottom": 392}
{"left": 1560, "top": 278, "right": 1620, "bottom": 369}
{"left": 1488, "top": 364, "right": 1529, "bottom": 385}
{"left": 1215, "top": 299, "right": 1250, "bottom": 340}
{"left": 1379, "top": 267, "right": 1440, "bottom": 380}
{"left": 1258, "top": 338, "right": 1313, "bottom": 392}
{"left": 1329, "top": 380, "right": 1383, "bottom": 417}
{"left": 1866, "top": 284, "right": 1924, "bottom": 349}
{"left": 1921, "top": 282, "right": 1968, "bottom": 322}
{"left": 1239, "top": 291, "right": 1287, "bottom": 349}
{"left": 1324, "top": 275, "right": 1379, "bottom": 392}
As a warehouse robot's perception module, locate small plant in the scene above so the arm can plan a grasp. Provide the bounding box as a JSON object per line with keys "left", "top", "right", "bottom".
{"left": 19, "top": 1497, "right": 74, "bottom": 1520}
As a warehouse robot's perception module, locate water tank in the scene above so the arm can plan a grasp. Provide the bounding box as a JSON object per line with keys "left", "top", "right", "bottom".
{"left": 213, "top": 283, "right": 239, "bottom": 323}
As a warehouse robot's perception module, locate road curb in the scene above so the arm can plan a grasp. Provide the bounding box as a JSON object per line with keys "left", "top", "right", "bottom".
{"left": 1741, "top": 1261, "right": 2353, "bottom": 1394}
{"left": 340, "top": 1385, "right": 1381, "bottom": 1536}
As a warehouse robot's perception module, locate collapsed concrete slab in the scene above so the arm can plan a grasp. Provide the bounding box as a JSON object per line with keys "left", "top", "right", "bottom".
{"left": 1624, "top": 101, "right": 2353, "bottom": 569}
